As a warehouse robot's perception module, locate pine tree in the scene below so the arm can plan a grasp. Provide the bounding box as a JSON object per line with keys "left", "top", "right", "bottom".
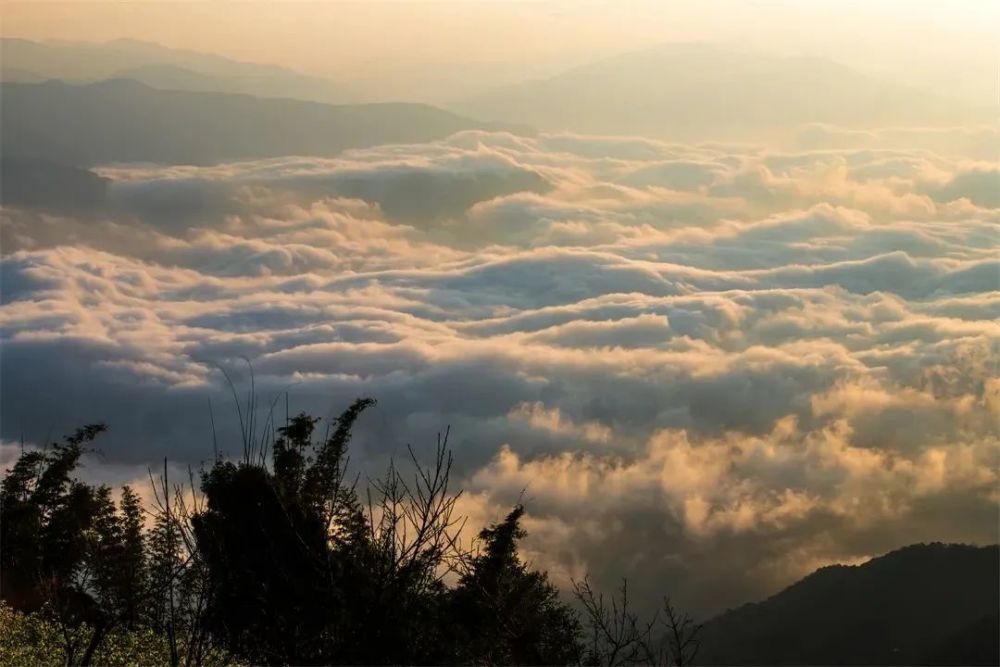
{"left": 119, "top": 486, "right": 146, "bottom": 629}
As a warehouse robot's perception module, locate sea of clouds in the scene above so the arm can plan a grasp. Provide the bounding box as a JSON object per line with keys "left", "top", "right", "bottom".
{"left": 1, "top": 126, "right": 997, "bottom": 613}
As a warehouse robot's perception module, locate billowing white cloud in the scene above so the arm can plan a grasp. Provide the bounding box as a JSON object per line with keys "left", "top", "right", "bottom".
{"left": 1, "top": 128, "right": 997, "bottom": 614}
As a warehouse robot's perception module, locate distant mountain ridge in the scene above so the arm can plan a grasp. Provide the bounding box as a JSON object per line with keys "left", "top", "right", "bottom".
{"left": 0, "top": 79, "right": 526, "bottom": 166}
{"left": 0, "top": 156, "right": 109, "bottom": 213}
{"left": 455, "top": 43, "right": 987, "bottom": 139}
{"left": 698, "top": 542, "right": 999, "bottom": 665}
{"left": 0, "top": 37, "right": 352, "bottom": 103}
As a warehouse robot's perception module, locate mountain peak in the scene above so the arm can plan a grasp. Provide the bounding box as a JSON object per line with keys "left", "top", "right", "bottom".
{"left": 454, "top": 44, "right": 981, "bottom": 139}
{"left": 699, "top": 543, "right": 999, "bottom": 665}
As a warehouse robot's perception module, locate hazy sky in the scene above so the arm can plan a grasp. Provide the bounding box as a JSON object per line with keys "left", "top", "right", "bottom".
{"left": 3, "top": 1, "right": 997, "bottom": 103}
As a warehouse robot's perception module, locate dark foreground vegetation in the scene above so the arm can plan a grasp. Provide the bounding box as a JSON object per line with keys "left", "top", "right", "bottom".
{"left": 2, "top": 398, "right": 996, "bottom": 666}
{"left": 0, "top": 399, "right": 701, "bottom": 666}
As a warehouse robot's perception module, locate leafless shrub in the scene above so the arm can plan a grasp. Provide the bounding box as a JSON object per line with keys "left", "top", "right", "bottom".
{"left": 574, "top": 577, "right": 704, "bottom": 666}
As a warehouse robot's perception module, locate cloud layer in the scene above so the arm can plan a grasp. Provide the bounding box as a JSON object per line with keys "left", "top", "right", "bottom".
{"left": 2, "top": 127, "right": 997, "bottom": 613}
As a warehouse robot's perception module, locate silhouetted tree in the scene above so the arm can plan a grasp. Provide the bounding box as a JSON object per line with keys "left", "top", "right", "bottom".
{"left": 118, "top": 486, "right": 146, "bottom": 629}
{"left": 190, "top": 400, "right": 479, "bottom": 664}
{"left": 0, "top": 404, "right": 703, "bottom": 667}
{"left": 0, "top": 424, "right": 132, "bottom": 665}
{"left": 574, "top": 578, "right": 703, "bottom": 667}
{"left": 574, "top": 577, "right": 657, "bottom": 666}
{"left": 448, "top": 505, "right": 583, "bottom": 665}
{"left": 1, "top": 426, "right": 105, "bottom": 613}
{"left": 191, "top": 402, "right": 376, "bottom": 664}
{"left": 662, "top": 596, "right": 703, "bottom": 666}
{"left": 146, "top": 461, "right": 216, "bottom": 667}
{"left": 340, "top": 429, "right": 465, "bottom": 664}
{"left": 91, "top": 484, "right": 147, "bottom": 629}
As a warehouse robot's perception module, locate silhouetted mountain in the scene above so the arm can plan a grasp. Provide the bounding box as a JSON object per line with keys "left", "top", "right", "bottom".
{"left": 698, "top": 543, "right": 999, "bottom": 666}
{"left": 0, "top": 156, "right": 109, "bottom": 214}
{"left": 0, "top": 66, "right": 46, "bottom": 83}
{"left": 0, "top": 37, "right": 352, "bottom": 103}
{"left": 109, "top": 63, "right": 241, "bottom": 93}
{"left": 0, "top": 79, "right": 524, "bottom": 166}
{"left": 455, "top": 43, "right": 985, "bottom": 139}
{"left": 324, "top": 168, "right": 550, "bottom": 224}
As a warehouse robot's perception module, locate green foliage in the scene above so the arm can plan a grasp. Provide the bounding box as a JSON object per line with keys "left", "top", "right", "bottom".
{"left": 0, "top": 602, "right": 64, "bottom": 666}
{"left": 0, "top": 603, "right": 233, "bottom": 666}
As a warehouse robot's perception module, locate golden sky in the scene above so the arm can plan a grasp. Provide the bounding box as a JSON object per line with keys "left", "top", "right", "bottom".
{"left": 3, "top": 0, "right": 995, "bottom": 85}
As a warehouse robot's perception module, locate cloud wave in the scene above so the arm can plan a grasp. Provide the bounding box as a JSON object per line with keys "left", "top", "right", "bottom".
{"left": 2, "top": 128, "right": 997, "bottom": 613}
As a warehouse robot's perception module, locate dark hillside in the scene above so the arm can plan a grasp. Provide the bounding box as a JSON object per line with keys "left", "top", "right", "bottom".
{"left": 1, "top": 79, "right": 524, "bottom": 166}
{"left": 698, "top": 543, "right": 999, "bottom": 665}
